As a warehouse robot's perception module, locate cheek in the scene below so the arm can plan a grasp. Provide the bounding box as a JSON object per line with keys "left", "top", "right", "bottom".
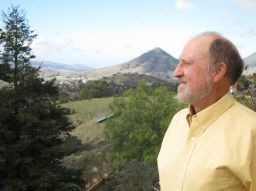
{"left": 183, "top": 67, "right": 209, "bottom": 87}
{"left": 192, "top": 68, "right": 211, "bottom": 82}
{"left": 188, "top": 77, "right": 205, "bottom": 89}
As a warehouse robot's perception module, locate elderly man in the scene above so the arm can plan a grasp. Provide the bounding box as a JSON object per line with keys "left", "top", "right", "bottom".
{"left": 157, "top": 32, "right": 256, "bottom": 191}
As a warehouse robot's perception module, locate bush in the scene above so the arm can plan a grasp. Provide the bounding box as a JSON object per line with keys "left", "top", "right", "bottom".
{"left": 105, "top": 81, "right": 185, "bottom": 166}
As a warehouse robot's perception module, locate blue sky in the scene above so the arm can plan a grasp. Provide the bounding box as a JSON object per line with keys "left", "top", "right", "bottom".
{"left": 0, "top": 0, "right": 256, "bottom": 68}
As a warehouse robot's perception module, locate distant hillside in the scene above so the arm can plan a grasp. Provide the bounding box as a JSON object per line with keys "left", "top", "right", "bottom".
{"left": 31, "top": 60, "right": 94, "bottom": 77}
{"left": 244, "top": 52, "right": 256, "bottom": 66}
{"left": 59, "top": 72, "right": 178, "bottom": 101}
{"left": 86, "top": 47, "right": 178, "bottom": 81}
{"left": 244, "top": 52, "right": 256, "bottom": 75}
{"left": 78, "top": 73, "right": 178, "bottom": 100}
{"left": 102, "top": 72, "right": 178, "bottom": 93}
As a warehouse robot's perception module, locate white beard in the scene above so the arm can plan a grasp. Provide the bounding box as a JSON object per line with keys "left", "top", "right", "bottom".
{"left": 177, "top": 75, "right": 213, "bottom": 104}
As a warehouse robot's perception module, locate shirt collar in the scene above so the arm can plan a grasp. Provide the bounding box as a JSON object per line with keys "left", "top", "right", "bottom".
{"left": 186, "top": 92, "right": 234, "bottom": 128}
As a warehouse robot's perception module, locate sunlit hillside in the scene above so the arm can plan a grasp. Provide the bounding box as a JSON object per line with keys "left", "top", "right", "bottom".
{"left": 61, "top": 98, "right": 113, "bottom": 189}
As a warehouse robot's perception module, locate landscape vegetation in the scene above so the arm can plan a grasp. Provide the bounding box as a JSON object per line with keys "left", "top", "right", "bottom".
{"left": 0, "top": 5, "right": 256, "bottom": 191}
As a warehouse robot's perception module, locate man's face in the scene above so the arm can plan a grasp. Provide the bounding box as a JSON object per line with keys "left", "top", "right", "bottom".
{"left": 174, "top": 37, "right": 214, "bottom": 105}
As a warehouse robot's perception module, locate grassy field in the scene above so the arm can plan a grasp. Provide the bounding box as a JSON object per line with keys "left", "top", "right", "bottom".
{"left": 62, "top": 97, "right": 113, "bottom": 143}
{"left": 61, "top": 97, "right": 114, "bottom": 180}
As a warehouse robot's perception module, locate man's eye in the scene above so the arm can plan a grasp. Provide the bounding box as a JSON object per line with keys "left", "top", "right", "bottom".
{"left": 182, "top": 61, "right": 190, "bottom": 66}
{"left": 178, "top": 60, "right": 191, "bottom": 67}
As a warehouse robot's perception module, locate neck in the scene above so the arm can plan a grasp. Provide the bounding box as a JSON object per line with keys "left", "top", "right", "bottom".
{"left": 191, "top": 87, "right": 229, "bottom": 114}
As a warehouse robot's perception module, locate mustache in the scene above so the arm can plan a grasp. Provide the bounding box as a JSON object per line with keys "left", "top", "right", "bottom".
{"left": 173, "top": 77, "right": 186, "bottom": 84}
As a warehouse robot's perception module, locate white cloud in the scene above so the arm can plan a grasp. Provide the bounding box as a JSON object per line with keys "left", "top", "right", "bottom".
{"left": 246, "top": 28, "right": 256, "bottom": 36}
{"left": 223, "top": 9, "right": 230, "bottom": 18}
{"left": 224, "top": 28, "right": 256, "bottom": 58}
{"left": 31, "top": 28, "right": 194, "bottom": 67}
{"left": 175, "top": 0, "right": 195, "bottom": 10}
{"left": 235, "top": 0, "right": 256, "bottom": 12}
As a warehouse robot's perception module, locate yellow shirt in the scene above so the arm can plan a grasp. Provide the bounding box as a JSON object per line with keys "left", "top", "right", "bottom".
{"left": 158, "top": 93, "right": 256, "bottom": 191}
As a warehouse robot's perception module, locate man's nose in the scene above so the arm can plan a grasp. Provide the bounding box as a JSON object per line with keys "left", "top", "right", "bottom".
{"left": 174, "top": 62, "right": 183, "bottom": 78}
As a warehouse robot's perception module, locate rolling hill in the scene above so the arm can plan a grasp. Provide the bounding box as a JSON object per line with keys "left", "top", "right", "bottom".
{"left": 244, "top": 52, "right": 256, "bottom": 75}
{"left": 86, "top": 47, "right": 179, "bottom": 81}
{"left": 31, "top": 60, "right": 94, "bottom": 77}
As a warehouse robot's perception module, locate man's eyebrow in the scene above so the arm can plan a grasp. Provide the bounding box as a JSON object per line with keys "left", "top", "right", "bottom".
{"left": 179, "top": 58, "right": 185, "bottom": 62}
{"left": 179, "top": 58, "right": 193, "bottom": 64}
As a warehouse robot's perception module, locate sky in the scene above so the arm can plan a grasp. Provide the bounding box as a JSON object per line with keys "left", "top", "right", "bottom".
{"left": 0, "top": 0, "right": 256, "bottom": 68}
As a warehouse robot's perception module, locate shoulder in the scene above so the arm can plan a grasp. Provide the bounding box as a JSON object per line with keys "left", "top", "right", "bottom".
{"left": 168, "top": 108, "right": 189, "bottom": 127}
{"left": 228, "top": 100, "right": 256, "bottom": 128}
{"left": 173, "top": 108, "right": 188, "bottom": 119}
{"left": 221, "top": 100, "right": 256, "bottom": 142}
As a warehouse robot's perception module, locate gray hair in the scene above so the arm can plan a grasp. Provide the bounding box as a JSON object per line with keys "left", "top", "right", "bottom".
{"left": 198, "top": 31, "right": 244, "bottom": 85}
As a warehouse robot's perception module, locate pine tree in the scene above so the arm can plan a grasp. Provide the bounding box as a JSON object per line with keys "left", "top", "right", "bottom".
{"left": 0, "top": 5, "right": 36, "bottom": 89}
{"left": 0, "top": 6, "right": 83, "bottom": 191}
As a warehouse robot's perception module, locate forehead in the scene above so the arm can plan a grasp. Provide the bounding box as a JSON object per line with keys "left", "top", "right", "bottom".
{"left": 179, "top": 36, "right": 212, "bottom": 61}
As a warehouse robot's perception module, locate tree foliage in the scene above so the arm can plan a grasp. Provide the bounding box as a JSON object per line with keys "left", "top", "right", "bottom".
{"left": 0, "top": 6, "right": 83, "bottom": 190}
{"left": 105, "top": 82, "right": 185, "bottom": 166}
{"left": 80, "top": 80, "right": 112, "bottom": 99}
{"left": 103, "top": 160, "right": 158, "bottom": 191}
{"left": 0, "top": 5, "right": 37, "bottom": 89}
{"left": 235, "top": 74, "right": 256, "bottom": 111}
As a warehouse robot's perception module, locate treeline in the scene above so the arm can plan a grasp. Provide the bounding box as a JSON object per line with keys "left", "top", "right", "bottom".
{"left": 79, "top": 73, "right": 178, "bottom": 100}
{"left": 234, "top": 73, "right": 256, "bottom": 111}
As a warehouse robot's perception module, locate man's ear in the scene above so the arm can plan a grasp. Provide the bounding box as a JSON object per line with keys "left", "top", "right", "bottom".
{"left": 213, "top": 62, "right": 227, "bottom": 82}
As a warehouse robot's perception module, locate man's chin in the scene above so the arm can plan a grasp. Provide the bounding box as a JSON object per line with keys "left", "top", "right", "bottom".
{"left": 177, "top": 85, "right": 185, "bottom": 94}
{"left": 177, "top": 93, "right": 190, "bottom": 104}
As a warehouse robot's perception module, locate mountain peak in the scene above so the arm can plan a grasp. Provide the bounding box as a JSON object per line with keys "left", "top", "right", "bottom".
{"left": 121, "top": 47, "right": 178, "bottom": 80}
{"left": 151, "top": 47, "right": 164, "bottom": 52}
{"left": 146, "top": 47, "right": 169, "bottom": 55}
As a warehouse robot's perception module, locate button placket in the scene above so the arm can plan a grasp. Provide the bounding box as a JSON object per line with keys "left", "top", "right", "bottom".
{"left": 179, "top": 132, "right": 203, "bottom": 191}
